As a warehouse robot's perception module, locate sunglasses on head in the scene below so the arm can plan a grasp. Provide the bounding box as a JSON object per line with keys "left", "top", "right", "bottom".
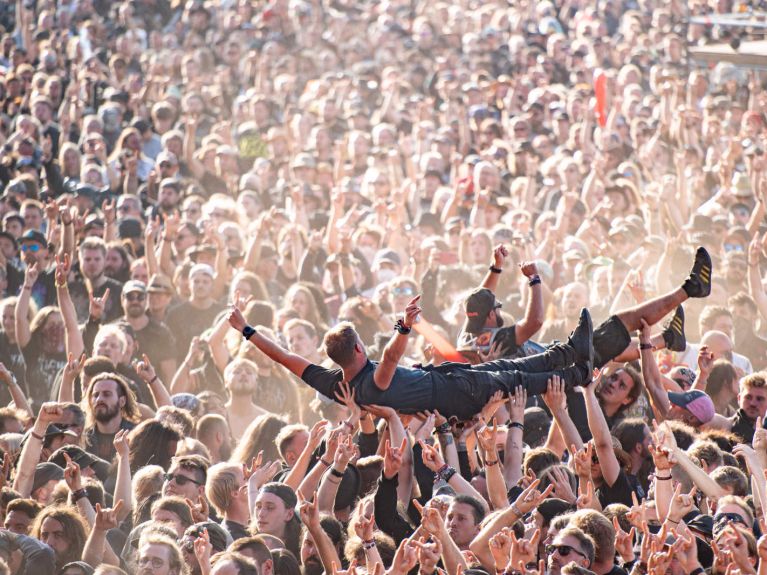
{"left": 546, "top": 544, "right": 589, "bottom": 561}
{"left": 164, "top": 472, "right": 202, "bottom": 487}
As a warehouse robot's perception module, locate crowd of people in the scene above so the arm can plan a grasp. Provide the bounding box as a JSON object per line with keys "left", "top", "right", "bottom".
{"left": 0, "top": 0, "right": 767, "bottom": 574}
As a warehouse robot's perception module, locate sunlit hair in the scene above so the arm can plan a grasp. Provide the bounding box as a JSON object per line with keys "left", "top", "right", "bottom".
{"left": 82, "top": 372, "right": 141, "bottom": 426}
{"left": 31, "top": 506, "right": 88, "bottom": 568}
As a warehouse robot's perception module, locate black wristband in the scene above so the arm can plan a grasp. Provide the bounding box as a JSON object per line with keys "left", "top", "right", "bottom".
{"left": 508, "top": 421, "right": 524, "bottom": 431}
{"left": 242, "top": 325, "right": 256, "bottom": 340}
{"left": 394, "top": 319, "right": 411, "bottom": 335}
{"left": 330, "top": 467, "right": 345, "bottom": 478}
{"left": 528, "top": 274, "right": 542, "bottom": 286}
{"left": 639, "top": 343, "right": 653, "bottom": 350}
{"left": 489, "top": 265, "right": 502, "bottom": 274}
{"left": 689, "top": 568, "right": 705, "bottom": 575}
{"left": 71, "top": 488, "right": 88, "bottom": 502}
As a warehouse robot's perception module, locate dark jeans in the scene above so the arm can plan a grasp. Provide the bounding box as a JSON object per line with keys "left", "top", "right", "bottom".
{"left": 429, "top": 343, "right": 584, "bottom": 420}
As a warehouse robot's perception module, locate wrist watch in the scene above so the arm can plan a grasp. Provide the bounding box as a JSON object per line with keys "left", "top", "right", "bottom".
{"left": 242, "top": 325, "right": 256, "bottom": 340}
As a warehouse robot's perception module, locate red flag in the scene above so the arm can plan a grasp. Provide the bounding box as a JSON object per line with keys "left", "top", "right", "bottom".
{"left": 594, "top": 70, "right": 607, "bottom": 128}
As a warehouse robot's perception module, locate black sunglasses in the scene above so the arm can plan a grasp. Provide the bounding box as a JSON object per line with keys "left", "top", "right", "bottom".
{"left": 713, "top": 512, "right": 747, "bottom": 534}
{"left": 546, "top": 544, "right": 589, "bottom": 561}
{"left": 164, "top": 473, "right": 202, "bottom": 486}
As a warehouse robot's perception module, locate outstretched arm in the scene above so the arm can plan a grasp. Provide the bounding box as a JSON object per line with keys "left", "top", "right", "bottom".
{"left": 582, "top": 372, "right": 620, "bottom": 487}
{"left": 228, "top": 306, "right": 310, "bottom": 378}
{"left": 374, "top": 295, "right": 421, "bottom": 391}
{"left": 514, "top": 262, "right": 545, "bottom": 345}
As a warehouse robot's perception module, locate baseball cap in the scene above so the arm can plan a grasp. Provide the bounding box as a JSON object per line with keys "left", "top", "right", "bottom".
{"left": 463, "top": 288, "right": 500, "bottom": 334}
{"left": 156, "top": 150, "right": 178, "bottom": 166}
{"left": 118, "top": 217, "right": 143, "bottom": 239}
{"left": 31, "top": 462, "right": 64, "bottom": 494}
{"left": 48, "top": 445, "right": 109, "bottom": 480}
{"left": 147, "top": 274, "right": 174, "bottom": 294}
{"left": 123, "top": 280, "right": 147, "bottom": 294}
{"left": 667, "top": 390, "right": 715, "bottom": 424}
{"left": 372, "top": 249, "right": 401, "bottom": 269}
{"left": 19, "top": 229, "right": 46, "bottom": 246}
{"left": 189, "top": 263, "right": 214, "bottom": 279}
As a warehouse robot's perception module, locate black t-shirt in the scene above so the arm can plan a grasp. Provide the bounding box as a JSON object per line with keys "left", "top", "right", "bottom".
{"left": 730, "top": 409, "right": 756, "bottom": 444}
{"left": 222, "top": 519, "right": 249, "bottom": 542}
{"left": 70, "top": 276, "right": 124, "bottom": 323}
{"left": 21, "top": 338, "right": 66, "bottom": 407}
{"left": 132, "top": 318, "right": 177, "bottom": 368}
{"left": 596, "top": 469, "right": 636, "bottom": 508}
{"left": 166, "top": 301, "right": 224, "bottom": 362}
{"left": 0, "top": 330, "right": 26, "bottom": 397}
{"left": 85, "top": 419, "right": 136, "bottom": 462}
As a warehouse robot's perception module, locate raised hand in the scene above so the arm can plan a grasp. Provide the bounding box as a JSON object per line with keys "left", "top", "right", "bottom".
{"left": 308, "top": 420, "right": 329, "bottom": 452}
{"left": 511, "top": 478, "right": 554, "bottom": 516}
{"left": 227, "top": 304, "right": 248, "bottom": 332}
{"left": 102, "top": 198, "right": 116, "bottom": 224}
{"left": 334, "top": 434, "right": 355, "bottom": 470}
{"left": 184, "top": 495, "right": 209, "bottom": 523}
{"left": 613, "top": 516, "right": 636, "bottom": 564}
{"left": 413, "top": 536, "right": 442, "bottom": 575}
{"left": 353, "top": 508, "right": 376, "bottom": 543}
{"left": 194, "top": 527, "right": 212, "bottom": 573}
{"left": 671, "top": 527, "right": 700, "bottom": 573}
{"left": 488, "top": 528, "right": 513, "bottom": 570}
{"left": 542, "top": 375, "right": 566, "bottom": 414}
{"left": 390, "top": 538, "right": 418, "bottom": 575}
{"left": 508, "top": 529, "right": 540, "bottom": 571}
{"left": 412, "top": 412, "right": 436, "bottom": 443}
{"left": 113, "top": 429, "right": 130, "bottom": 459}
{"left": 572, "top": 443, "right": 594, "bottom": 479}
{"left": 334, "top": 380, "right": 360, "bottom": 423}
{"left": 697, "top": 345, "right": 714, "bottom": 376}
{"left": 244, "top": 452, "right": 281, "bottom": 491}
{"left": 23, "top": 261, "right": 39, "bottom": 288}
{"left": 37, "top": 402, "right": 65, "bottom": 425}
{"left": 63, "top": 452, "right": 82, "bottom": 492}
{"left": 576, "top": 479, "right": 600, "bottom": 511}
{"left": 402, "top": 295, "right": 422, "bottom": 329}
{"left": 519, "top": 260, "right": 538, "bottom": 278}
{"left": 480, "top": 390, "right": 506, "bottom": 423}
{"left": 94, "top": 500, "right": 124, "bottom": 531}
{"left": 135, "top": 354, "right": 158, "bottom": 384}
{"left": 88, "top": 287, "right": 111, "bottom": 321}
{"left": 419, "top": 440, "right": 446, "bottom": 473}
{"left": 492, "top": 244, "right": 508, "bottom": 269}
{"left": 546, "top": 466, "right": 577, "bottom": 504}
{"left": 297, "top": 489, "right": 321, "bottom": 530}
{"left": 383, "top": 437, "right": 408, "bottom": 479}
{"left": 476, "top": 419, "right": 499, "bottom": 459}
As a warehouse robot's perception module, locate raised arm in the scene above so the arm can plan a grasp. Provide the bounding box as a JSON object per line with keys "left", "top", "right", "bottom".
{"left": 0, "top": 363, "right": 33, "bottom": 418}
{"left": 298, "top": 493, "right": 342, "bottom": 574}
{"left": 638, "top": 320, "right": 671, "bottom": 421}
{"left": 228, "top": 305, "right": 310, "bottom": 378}
{"left": 582, "top": 371, "right": 620, "bottom": 487}
{"left": 374, "top": 295, "right": 421, "bottom": 391}
{"left": 476, "top": 421, "right": 508, "bottom": 511}
{"left": 316, "top": 434, "right": 354, "bottom": 515}
{"left": 480, "top": 245, "right": 508, "bottom": 292}
{"left": 748, "top": 238, "right": 767, "bottom": 323}
{"left": 135, "top": 354, "right": 172, "bottom": 409}
{"left": 283, "top": 420, "right": 328, "bottom": 492}
{"left": 14, "top": 403, "right": 64, "bottom": 497}
{"left": 14, "top": 262, "right": 37, "bottom": 349}
{"left": 514, "top": 262, "right": 544, "bottom": 345}
{"left": 55, "top": 254, "right": 84, "bottom": 358}
{"left": 542, "top": 376, "right": 584, "bottom": 458}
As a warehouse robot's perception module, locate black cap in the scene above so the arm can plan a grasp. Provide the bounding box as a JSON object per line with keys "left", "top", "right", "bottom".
{"left": 118, "top": 217, "right": 143, "bottom": 239}
{"left": 463, "top": 288, "right": 500, "bottom": 334}
{"left": 49, "top": 445, "right": 110, "bottom": 481}
{"left": 19, "top": 229, "right": 47, "bottom": 246}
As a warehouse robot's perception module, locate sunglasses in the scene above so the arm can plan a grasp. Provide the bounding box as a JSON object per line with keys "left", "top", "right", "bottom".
{"left": 21, "top": 244, "right": 41, "bottom": 252}
{"left": 164, "top": 473, "right": 203, "bottom": 487}
{"left": 714, "top": 512, "right": 747, "bottom": 533}
{"left": 393, "top": 287, "right": 415, "bottom": 297}
{"left": 546, "top": 544, "right": 589, "bottom": 561}
{"left": 124, "top": 292, "right": 146, "bottom": 302}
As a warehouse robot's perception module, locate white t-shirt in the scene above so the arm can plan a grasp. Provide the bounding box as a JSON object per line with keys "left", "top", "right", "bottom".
{"left": 675, "top": 342, "right": 753, "bottom": 375}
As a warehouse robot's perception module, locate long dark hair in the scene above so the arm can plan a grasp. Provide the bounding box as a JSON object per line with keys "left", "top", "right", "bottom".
{"left": 128, "top": 420, "right": 182, "bottom": 473}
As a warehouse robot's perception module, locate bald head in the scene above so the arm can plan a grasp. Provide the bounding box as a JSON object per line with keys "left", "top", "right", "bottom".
{"left": 700, "top": 331, "right": 734, "bottom": 361}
